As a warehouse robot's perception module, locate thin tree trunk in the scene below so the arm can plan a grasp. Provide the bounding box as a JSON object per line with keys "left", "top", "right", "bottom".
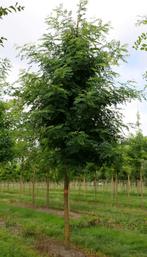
{"left": 83, "top": 176, "right": 87, "bottom": 198}
{"left": 112, "top": 174, "right": 115, "bottom": 205}
{"left": 46, "top": 173, "right": 50, "bottom": 208}
{"left": 127, "top": 174, "right": 131, "bottom": 198}
{"left": 136, "top": 179, "right": 140, "bottom": 195}
{"left": 78, "top": 179, "right": 81, "bottom": 197}
{"left": 20, "top": 173, "right": 23, "bottom": 194}
{"left": 29, "top": 181, "right": 32, "bottom": 195}
{"left": 94, "top": 176, "right": 97, "bottom": 200}
{"left": 7, "top": 181, "right": 9, "bottom": 191}
{"left": 64, "top": 171, "right": 70, "bottom": 248}
{"left": 140, "top": 171, "right": 143, "bottom": 197}
{"left": 32, "top": 170, "right": 35, "bottom": 207}
{"left": 140, "top": 169, "right": 144, "bottom": 207}
{"left": 115, "top": 173, "right": 118, "bottom": 207}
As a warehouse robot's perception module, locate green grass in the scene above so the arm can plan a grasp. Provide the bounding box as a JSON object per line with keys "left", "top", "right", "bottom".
{"left": 0, "top": 228, "right": 41, "bottom": 257}
{"left": 0, "top": 184, "right": 147, "bottom": 257}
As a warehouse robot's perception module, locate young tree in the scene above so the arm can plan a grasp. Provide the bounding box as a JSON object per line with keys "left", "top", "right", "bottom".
{"left": 18, "top": 0, "right": 140, "bottom": 247}
{"left": 0, "top": 61, "right": 13, "bottom": 167}
{"left": 0, "top": 102, "right": 13, "bottom": 166}
{"left": 127, "top": 132, "right": 147, "bottom": 199}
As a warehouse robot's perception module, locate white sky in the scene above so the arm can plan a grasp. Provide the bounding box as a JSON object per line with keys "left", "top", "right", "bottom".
{"left": 1, "top": 0, "right": 147, "bottom": 135}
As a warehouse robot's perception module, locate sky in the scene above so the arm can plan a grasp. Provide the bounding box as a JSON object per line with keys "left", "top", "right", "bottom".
{"left": 1, "top": 0, "right": 147, "bottom": 135}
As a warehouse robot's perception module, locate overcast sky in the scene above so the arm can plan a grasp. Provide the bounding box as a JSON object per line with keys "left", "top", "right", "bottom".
{"left": 1, "top": 0, "right": 147, "bottom": 135}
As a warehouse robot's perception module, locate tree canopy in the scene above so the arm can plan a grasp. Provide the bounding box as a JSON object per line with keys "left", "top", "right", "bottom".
{"left": 18, "top": 0, "right": 140, "bottom": 175}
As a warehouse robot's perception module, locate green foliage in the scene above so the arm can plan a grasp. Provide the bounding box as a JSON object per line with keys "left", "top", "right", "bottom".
{"left": 0, "top": 3, "right": 24, "bottom": 46}
{"left": 18, "top": 1, "right": 140, "bottom": 179}
{"left": 0, "top": 101, "right": 13, "bottom": 163}
{"left": 0, "top": 57, "right": 14, "bottom": 171}
{"left": 0, "top": 3, "right": 24, "bottom": 18}
{"left": 0, "top": 58, "right": 11, "bottom": 95}
{"left": 134, "top": 17, "right": 147, "bottom": 51}
{"left": 126, "top": 131, "right": 147, "bottom": 179}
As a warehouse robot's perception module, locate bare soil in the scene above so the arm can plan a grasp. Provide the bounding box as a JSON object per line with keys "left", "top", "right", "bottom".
{"left": 0, "top": 219, "right": 5, "bottom": 226}
{"left": 37, "top": 206, "right": 82, "bottom": 219}
{"left": 36, "top": 238, "right": 98, "bottom": 257}
{"left": 10, "top": 200, "right": 82, "bottom": 219}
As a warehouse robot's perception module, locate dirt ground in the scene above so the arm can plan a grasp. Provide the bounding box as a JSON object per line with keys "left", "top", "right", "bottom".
{"left": 36, "top": 238, "right": 97, "bottom": 257}
{"left": 8, "top": 201, "right": 99, "bottom": 257}
{"left": 10, "top": 200, "right": 82, "bottom": 219}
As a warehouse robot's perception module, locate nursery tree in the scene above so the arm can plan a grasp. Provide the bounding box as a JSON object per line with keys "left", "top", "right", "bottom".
{"left": 0, "top": 102, "right": 13, "bottom": 165}
{"left": 0, "top": 61, "right": 13, "bottom": 166}
{"left": 18, "top": 0, "right": 140, "bottom": 247}
{"left": 0, "top": 1, "right": 24, "bottom": 165}
{"left": 126, "top": 131, "right": 147, "bottom": 199}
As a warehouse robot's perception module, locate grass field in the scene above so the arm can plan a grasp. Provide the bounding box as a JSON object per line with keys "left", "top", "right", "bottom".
{"left": 0, "top": 182, "right": 147, "bottom": 257}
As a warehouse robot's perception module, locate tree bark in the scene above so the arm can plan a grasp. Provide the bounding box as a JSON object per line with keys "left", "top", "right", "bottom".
{"left": 112, "top": 174, "right": 115, "bottom": 204}
{"left": 94, "top": 176, "right": 97, "bottom": 200}
{"left": 32, "top": 170, "right": 35, "bottom": 207}
{"left": 20, "top": 173, "right": 23, "bottom": 194}
{"left": 64, "top": 171, "right": 70, "bottom": 248}
{"left": 46, "top": 173, "right": 50, "bottom": 208}
{"left": 115, "top": 173, "right": 118, "bottom": 207}
{"left": 83, "top": 176, "right": 87, "bottom": 198}
{"left": 127, "top": 174, "right": 131, "bottom": 198}
{"left": 140, "top": 169, "right": 144, "bottom": 207}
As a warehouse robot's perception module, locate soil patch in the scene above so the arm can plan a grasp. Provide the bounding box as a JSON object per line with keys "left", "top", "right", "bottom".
{"left": 36, "top": 238, "right": 97, "bottom": 257}
{"left": 10, "top": 200, "right": 82, "bottom": 219}
{"left": 0, "top": 219, "right": 5, "bottom": 227}
{"left": 37, "top": 206, "right": 82, "bottom": 219}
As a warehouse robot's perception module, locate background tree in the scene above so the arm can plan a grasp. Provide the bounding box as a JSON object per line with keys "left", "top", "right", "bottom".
{"left": 0, "top": 2, "right": 24, "bottom": 173}
{"left": 124, "top": 113, "right": 147, "bottom": 206}
{"left": 0, "top": 101, "right": 13, "bottom": 166}
{"left": 0, "top": 60, "right": 14, "bottom": 167}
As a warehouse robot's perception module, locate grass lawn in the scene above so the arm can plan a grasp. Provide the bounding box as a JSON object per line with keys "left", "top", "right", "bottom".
{"left": 0, "top": 227, "right": 41, "bottom": 257}
{"left": 0, "top": 184, "right": 146, "bottom": 257}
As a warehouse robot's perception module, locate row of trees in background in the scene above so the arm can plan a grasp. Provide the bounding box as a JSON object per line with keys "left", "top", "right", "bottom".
{"left": 0, "top": 0, "right": 147, "bottom": 248}
{"left": 1, "top": 116, "right": 147, "bottom": 185}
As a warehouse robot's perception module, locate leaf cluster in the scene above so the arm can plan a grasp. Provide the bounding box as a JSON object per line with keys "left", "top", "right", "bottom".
{"left": 0, "top": 2, "right": 24, "bottom": 46}
{"left": 17, "top": 1, "right": 141, "bottom": 176}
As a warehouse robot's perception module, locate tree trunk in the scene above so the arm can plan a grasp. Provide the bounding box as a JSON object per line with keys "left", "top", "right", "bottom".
{"left": 32, "top": 170, "right": 35, "bottom": 207}
{"left": 127, "top": 174, "right": 131, "bottom": 198}
{"left": 7, "top": 181, "right": 9, "bottom": 191}
{"left": 20, "top": 173, "right": 23, "bottom": 194}
{"left": 94, "top": 176, "right": 97, "bottom": 200}
{"left": 140, "top": 169, "right": 144, "bottom": 207}
{"left": 83, "top": 176, "right": 87, "bottom": 198}
{"left": 136, "top": 179, "right": 140, "bottom": 195}
{"left": 78, "top": 179, "right": 81, "bottom": 197}
{"left": 111, "top": 174, "right": 118, "bottom": 206}
{"left": 140, "top": 171, "right": 143, "bottom": 196}
{"left": 46, "top": 173, "right": 50, "bottom": 208}
{"left": 111, "top": 175, "right": 115, "bottom": 204}
{"left": 115, "top": 173, "right": 118, "bottom": 207}
{"left": 64, "top": 172, "right": 70, "bottom": 248}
